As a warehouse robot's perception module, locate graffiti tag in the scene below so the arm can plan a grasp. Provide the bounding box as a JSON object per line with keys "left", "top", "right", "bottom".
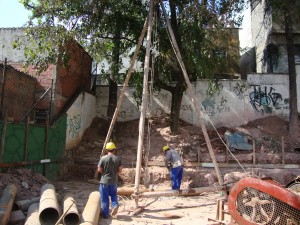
{"left": 68, "top": 115, "right": 81, "bottom": 138}
{"left": 249, "top": 85, "right": 284, "bottom": 114}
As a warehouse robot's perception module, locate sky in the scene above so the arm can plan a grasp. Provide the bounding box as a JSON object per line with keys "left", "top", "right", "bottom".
{"left": 0, "top": 0, "right": 31, "bottom": 28}
{"left": 0, "top": 0, "right": 252, "bottom": 49}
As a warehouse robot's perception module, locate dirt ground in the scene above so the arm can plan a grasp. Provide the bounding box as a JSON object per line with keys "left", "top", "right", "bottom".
{"left": 1, "top": 115, "right": 300, "bottom": 224}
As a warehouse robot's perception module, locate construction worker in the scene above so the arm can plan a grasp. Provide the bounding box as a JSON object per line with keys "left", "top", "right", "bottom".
{"left": 98, "top": 142, "right": 122, "bottom": 218}
{"left": 162, "top": 145, "right": 184, "bottom": 190}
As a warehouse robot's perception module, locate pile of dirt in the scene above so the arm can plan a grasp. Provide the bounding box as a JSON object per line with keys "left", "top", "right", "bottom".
{"left": 0, "top": 169, "right": 49, "bottom": 201}
{"left": 83, "top": 115, "right": 300, "bottom": 163}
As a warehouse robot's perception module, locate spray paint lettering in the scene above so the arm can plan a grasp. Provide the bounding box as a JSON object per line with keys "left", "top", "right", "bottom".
{"left": 68, "top": 115, "right": 81, "bottom": 138}
{"left": 249, "top": 85, "right": 283, "bottom": 114}
{"left": 202, "top": 99, "right": 216, "bottom": 117}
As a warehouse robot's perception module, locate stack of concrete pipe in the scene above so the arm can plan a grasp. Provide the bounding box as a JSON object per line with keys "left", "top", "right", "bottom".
{"left": 0, "top": 183, "right": 100, "bottom": 225}
{"left": 22, "top": 183, "right": 100, "bottom": 225}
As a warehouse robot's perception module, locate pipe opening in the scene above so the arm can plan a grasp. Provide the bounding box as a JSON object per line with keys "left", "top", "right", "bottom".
{"left": 39, "top": 208, "right": 59, "bottom": 225}
{"left": 64, "top": 213, "right": 80, "bottom": 225}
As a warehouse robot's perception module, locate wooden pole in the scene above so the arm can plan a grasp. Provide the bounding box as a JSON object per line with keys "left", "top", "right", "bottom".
{"left": 133, "top": 0, "right": 154, "bottom": 207}
{"left": 281, "top": 136, "right": 285, "bottom": 164}
{"left": 138, "top": 185, "right": 224, "bottom": 198}
{"left": 93, "top": 17, "right": 148, "bottom": 180}
{"left": 253, "top": 139, "right": 256, "bottom": 165}
{"left": 160, "top": 0, "right": 224, "bottom": 187}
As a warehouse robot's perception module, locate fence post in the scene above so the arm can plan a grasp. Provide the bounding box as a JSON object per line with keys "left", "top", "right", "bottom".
{"left": 0, "top": 111, "right": 8, "bottom": 164}
{"left": 43, "top": 115, "right": 49, "bottom": 176}
{"left": 1, "top": 58, "right": 7, "bottom": 118}
{"left": 24, "top": 116, "right": 30, "bottom": 161}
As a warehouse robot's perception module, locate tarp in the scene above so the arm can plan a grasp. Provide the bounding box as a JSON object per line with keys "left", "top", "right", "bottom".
{"left": 224, "top": 130, "right": 252, "bottom": 151}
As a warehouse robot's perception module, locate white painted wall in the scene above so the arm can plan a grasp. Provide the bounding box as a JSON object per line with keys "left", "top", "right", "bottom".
{"left": 0, "top": 28, "right": 26, "bottom": 62}
{"left": 96, "top": 75, "right": 290, "bottom": 128}
{"left": 66, "top": 92, "right": 96, "bottom": 150}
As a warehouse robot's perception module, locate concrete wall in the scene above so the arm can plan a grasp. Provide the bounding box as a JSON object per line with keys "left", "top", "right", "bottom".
{"left": 0, "top": 28, "right": 26, "bottom": 63}
{"left": 251, "top": 0, "right": 271, "bottom": 73}
{"left": 66, "top": 92, "right": 96, "bottom": 150}
{"left": 95, "top": 75, "right": 290, "bottom": 128}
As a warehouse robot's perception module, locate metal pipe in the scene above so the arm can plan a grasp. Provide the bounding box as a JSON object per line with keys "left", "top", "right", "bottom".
{"left": 25, "top": 203, "right": 40, "bottom": 225}
{"left": 138, "top": 186, "right": 224, "bottom": 198}
{"left": 63, "top": 195, "right": 79, "bottom": 225}
{"left": 0, "top": 183, "right": 17, "bottom": 225}
{"left": 80, "top": 191, "right": 100, "bottom": 225}
{"left": 39, "top": 184, "right": 60, "bottom": 225}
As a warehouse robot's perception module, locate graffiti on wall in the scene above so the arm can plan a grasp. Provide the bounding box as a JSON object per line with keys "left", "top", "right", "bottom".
{"left": 201, "top": 98, "right": 231, "bottom": 117}
{"left": 232, "top": 82, "right": 248, "bottom": 99}
{"left": 249, "top": 85, "right": 287, "bottom": 114}
{"left": 68, "top": 115, "right": 81, "bottom": 138}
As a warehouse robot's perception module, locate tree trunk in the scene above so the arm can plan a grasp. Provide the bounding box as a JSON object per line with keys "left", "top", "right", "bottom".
{"left": 107, "top": 19, "right": 121, "bottom": 138}
{"left": 285, "top": 7, "right": 299, "bottom": 138}
{"left": 170, "top": 85, "right": 184, "bottom": 133}
{"left": 168, "top": 0, "right": 186, "bottom": 134}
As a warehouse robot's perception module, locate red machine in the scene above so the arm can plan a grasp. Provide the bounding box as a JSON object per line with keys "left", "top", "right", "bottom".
{"left": 228, "top": 177, "right": 300, "bottom": 225}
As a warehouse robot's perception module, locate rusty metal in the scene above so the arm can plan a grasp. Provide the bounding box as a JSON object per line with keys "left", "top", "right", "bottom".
{"left": 0, "top": 183, "right": 17, "bottom": 225}
{"left": 286, "top": 176, "right": 300, "bottom": 195}
{"left": 39, "top": 184, "right": 60, "bottom": 225}
{"left": 25, "top": 203, "right": 40, "bottom": 225}
{"left": 80, "top": 191, "right": 100, "bottom": 225}
{"left": 228, "top": 177, "right": 300, "bottom": 225}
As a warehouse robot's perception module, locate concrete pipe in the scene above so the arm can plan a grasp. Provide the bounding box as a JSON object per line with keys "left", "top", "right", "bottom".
{"left": 63, "top": 194, "right": 80, "bottom": 225}
{"left": 80, "top": 191, "right": 100, "bottom": 225}
{"left": 14, "top": 197, "right": 40, "bottom": 212}
{"left": 0, "top": 183, "right": 17, "bottom": 225}
{"left": 39, "top": 184, "right": 60, "bottom": 225}
{"left": 25, "top": 203, "right": 40, "bottom": 225}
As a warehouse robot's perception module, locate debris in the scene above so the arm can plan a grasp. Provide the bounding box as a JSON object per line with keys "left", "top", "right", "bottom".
{"left": 224, "top": 130, "right": 252, "bottom": 151}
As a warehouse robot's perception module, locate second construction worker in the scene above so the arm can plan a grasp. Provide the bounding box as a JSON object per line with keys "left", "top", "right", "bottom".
{"left": 98, "top": 142, "right": 122, "bottom": 218}
{"left": 162, "top": 145, "right": 184, "bottom": 190}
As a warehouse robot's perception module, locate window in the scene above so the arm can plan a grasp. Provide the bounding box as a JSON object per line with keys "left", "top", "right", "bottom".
{"left": 266, "top": 44, "right": 278, "bottom": 73}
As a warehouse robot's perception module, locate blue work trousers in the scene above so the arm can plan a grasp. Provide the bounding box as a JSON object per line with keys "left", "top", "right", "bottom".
{"left": 99, "top": 183, "right": 118, "bottom": 218}
{"left": 170, "top": 166, "right": 183, "bottom": 190}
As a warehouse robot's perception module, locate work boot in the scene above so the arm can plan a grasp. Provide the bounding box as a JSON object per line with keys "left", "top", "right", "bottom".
{"left": 111, "top": 206, "right": 119, "bottom": 217}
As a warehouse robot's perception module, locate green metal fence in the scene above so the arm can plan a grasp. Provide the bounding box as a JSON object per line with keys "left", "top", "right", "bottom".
{"left": 0, "top": 114, "right": 67, "bottom": 180}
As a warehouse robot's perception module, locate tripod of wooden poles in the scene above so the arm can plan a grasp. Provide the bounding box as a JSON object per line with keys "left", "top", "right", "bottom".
{"left": 93, "top": 0, "right": 226, "bottom": 209}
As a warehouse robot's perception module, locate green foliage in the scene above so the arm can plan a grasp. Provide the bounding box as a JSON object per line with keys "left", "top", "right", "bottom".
{"left": 206, "top": 79, "right": 222, "bottom": 97}
{"left": 155, "top": 0, "right": 247, "bottom": 84}
{"left": 20, "top": 0, "right": 147, "bottom": 79}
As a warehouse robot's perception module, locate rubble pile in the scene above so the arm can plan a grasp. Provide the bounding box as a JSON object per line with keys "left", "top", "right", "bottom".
{"left": 0, "top": 169, "right": 49, "bottom": 201}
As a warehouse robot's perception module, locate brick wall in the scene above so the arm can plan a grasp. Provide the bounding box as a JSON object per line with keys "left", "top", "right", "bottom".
{"left": 0, "top": 64, "right": 44, "bottom": 121}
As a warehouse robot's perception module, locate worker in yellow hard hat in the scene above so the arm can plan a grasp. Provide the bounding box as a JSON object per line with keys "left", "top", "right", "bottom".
{"left": 162, "top": 145, "right": 184, "bottom": 190}
{"left": 98, "top": 142, "right": 122, "bottom": 218}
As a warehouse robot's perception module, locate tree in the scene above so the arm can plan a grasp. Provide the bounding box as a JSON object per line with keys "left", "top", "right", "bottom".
{"left": 264, "top": 0, "right": 300, "bottom": 137}
{"left": 153, "top": 0, "right": 246, "bottom": 133}
{"left": 19, "top": 0, "right": 147, "bottom": 128}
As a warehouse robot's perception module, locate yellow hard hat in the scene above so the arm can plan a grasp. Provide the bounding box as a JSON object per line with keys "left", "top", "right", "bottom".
{"left": 162, "top": 145, "right": 169, "bottom": 152}
{"left": 106, "top": 142, "right": 116, "bottom": 151}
